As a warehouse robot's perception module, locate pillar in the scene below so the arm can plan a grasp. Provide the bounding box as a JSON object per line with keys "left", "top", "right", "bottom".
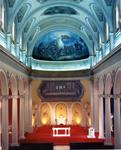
{"left": 98, "top": 96, "right": 104, "bottom": 139}
{"left": 114, "top": 96, "right": 121, "bottom": 149}
{"left": 19, "top": 96, "right": 25, "bottom": 139}
{"left": 105, "top": 96, "right": 112, "bottom": 145}
{"left": 93, "top": 93, "right": 99, "bottom": 132}
{"left": 102, "top": 43, "right": 105, "bottom": 57}
{"left": 2, "top": 96, "right": 8, "bottom": 150}
{"left": 90, "top": 78, "right": 94, "bottom": 127}
{"left": 11, "top": 96, "right": 19, "bottom": 146}
{"left": 6, "top": 33, "right": 11, "bottom": 52}
{"left": 16, "top": 43, "right": 20, "bottom": 59}
{"left": 24, "top": 92, "right": 29, "bottom": 132}
{"left": 28, "top": 80, "right": 33, "bottom": 132}
{"left": 110, "top": 33, "right": 114, "bottom": 51}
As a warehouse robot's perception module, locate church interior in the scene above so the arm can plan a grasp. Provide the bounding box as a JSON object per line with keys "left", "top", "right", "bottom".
{"left": 0, "top": 0, "right": 121, "bottom": 150}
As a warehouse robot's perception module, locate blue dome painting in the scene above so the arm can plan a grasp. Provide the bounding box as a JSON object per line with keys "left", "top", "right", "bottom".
{"left": 32, "top": 30, "right": 89, "bottom": 61}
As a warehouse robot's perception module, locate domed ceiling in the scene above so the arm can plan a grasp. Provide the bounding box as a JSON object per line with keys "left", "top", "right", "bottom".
{"left": 32, "top": 30, "right": 89, "bottom": 61}
{"left": 2, "top": 0, "right": 120, "bottom": 71}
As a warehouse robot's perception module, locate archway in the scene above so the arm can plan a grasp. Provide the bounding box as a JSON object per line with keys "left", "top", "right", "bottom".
{"left": 0, "top": 70, "right": 8, "bottom": 150}
{"left": 104, "top": 73, "right": 113, "bottom": 145}
{"left": 18, "top": 77, "right": 25, "bottom": 139}
{"left": 55, "top": 103, "right": 67, "bottom": 125}
{"left": 98, "top": 76, "right": 105, "bottom": 138}
{"left": 8, "top": 84, "right": 12, "bottom": 144}
{"left": 9, "top": 74, "right": 18, "bottom": 145}
{"left": 113, "top": 68, "right": 121, "bottom": 148}
{"left": 93, "top": 78, "right": 99, "bottom": 131}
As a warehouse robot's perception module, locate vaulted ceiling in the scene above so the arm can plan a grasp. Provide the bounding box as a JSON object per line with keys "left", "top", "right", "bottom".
{"left": 2, "top": 0, "right": 121, "bottom": 71}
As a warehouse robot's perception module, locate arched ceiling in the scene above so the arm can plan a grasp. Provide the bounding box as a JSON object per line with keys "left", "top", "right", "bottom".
{"left": 4, "top": 0, "right": 119, "bottom": 70}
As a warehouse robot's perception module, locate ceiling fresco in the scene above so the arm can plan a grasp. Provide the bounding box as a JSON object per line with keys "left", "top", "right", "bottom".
{"left": 43, "top": 6, "right": 77, "bottom": 15}
{"left": 1, "top": 0, "right": 120, "bottom": 71}
{"left": 32, "top": 30, "right": 89, "bottom": 61}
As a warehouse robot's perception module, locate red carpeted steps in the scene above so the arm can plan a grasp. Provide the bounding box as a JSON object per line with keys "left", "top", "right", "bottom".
{"left": 24, "top": 125, "right": 106, "bottom": 145}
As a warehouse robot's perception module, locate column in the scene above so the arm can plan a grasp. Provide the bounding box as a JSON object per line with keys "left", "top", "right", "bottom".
{"left": 102, "top": 43, "right": 105, "bottom": 57}
{"left": 114, "top": 96, "right": 121, "bottom": 149}
{"left": 105, "top": 96, "right": 112, "bottom": 145}
{"left": 110, "top": 33, "right": 114, "bottom": 51}
{"left": 24, "top": 93, "right": 28, "bottom": 132}
{"left": 28, "top": 81, "right": 33, "bottom": 132}
{"left": 16, "top": 43, "right": 20, "bottom": 60}
{"left": 90, "top": 79, "right": 94, "bottom": 127}
{"left": 98, "top": 96, "right": 104, "bottom": 139}
{"left": 11, "top": 96, "right": 19, "bottom": 146}
{"left": 19, "top": 96, "right": 25, "bottom": 139}
{"left": 94, "top": 93, "right": 99, "bottom": 132}
{"left": 2, "top": 96, "right": 8, "bottom": 150}
{"left": 6, "top": 33, "right": 11, "bottom": 52}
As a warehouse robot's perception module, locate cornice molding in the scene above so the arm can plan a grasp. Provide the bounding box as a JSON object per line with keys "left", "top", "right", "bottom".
{"left": 0, "top": 44, "right": 32, "bottom": 75}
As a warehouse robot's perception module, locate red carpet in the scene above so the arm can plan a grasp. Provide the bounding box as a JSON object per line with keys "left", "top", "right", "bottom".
{"left": 24, "top": 125, "right": 106, "bottom": 145}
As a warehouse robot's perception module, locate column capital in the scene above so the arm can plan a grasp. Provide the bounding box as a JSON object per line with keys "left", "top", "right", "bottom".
{"left": 105, "top": 94, "right": 112, "bottom": 99}
{"left": 6, "top": 33, "right": 12, "bottom": 37}
{"left": 98, "top": 94, "right": 103, "bottom": 98}
{"left": 1, "top": 95, "right": 9, "bottom": 100}
{"left": 109, "top": 32, "right": 114, "bottom": 36}
{"left": 113, "top": 94, "right": 121, "bottom": 99}
{"left": 16, "top": 43, "right": 20, "bottom": 47}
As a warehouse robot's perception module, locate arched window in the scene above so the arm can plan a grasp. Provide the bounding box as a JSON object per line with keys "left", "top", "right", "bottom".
{"left": 105, "top": 22, "right": 109, "bottom": 41}
{"left": 115, "top": 3, "right": 119, "bottom": 31}
{"left": 0, "top": 0, "right": 5, "bottom": 32}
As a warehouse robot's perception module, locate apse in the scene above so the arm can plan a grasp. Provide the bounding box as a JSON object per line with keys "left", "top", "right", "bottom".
{"left": 32, "top": 30, "right": 89, "bottom": 61}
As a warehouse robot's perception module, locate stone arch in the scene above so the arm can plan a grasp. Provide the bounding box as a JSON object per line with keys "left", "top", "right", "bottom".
{"left": 0, "top": 69, "right": 8, "bottom": 150}
{"left": 114, "top": 68, "right": 121, "bottom": 94}
{"left": 18, "top": 76, "right": 25, "bottom": 139}
{"left": 0, "top": 69, "right": 8, "bottom": 95}
{"left": 93, "top": 77, "right": 99, "bottom": 131}
{"left": 9, "top": 74, "right": 18, "bottom": 144}
{"left": 40, "top": 103, "right": 51, "bottom": 125}
{"left": 71, "top": 102, "right": 82, "bottom": 125}
{"left": 18, "top": 77, "right": 24, "bottom": 95}
{"left": 105, "top": 73, "right": 113, "bottom": 94}
{"left": 99, "top": 76, "right": 104, "bottom": 95}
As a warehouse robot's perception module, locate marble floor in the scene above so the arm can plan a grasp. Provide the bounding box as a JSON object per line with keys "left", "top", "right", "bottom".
{"left": 54, "top": 145, "right": 70, "bottom": 150}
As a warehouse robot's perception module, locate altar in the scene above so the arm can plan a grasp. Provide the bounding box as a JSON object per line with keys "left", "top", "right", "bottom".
{"left": 56, "top": 115, "right": 67, "bottom": 125}
{"left": 52, "top": 127, "right": 71, "bottom": 137}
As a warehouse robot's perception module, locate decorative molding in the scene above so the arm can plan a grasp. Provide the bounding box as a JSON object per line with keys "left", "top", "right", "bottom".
{"left": 92, "top": 44, "right": 121, "bottom": 75}
{"left": 0, "top": 45, "right": 31, "bottom": 75}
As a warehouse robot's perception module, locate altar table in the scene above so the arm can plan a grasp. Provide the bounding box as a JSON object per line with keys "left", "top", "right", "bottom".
{"left": 52, "top": 127, "right": 71, "bottom": 137}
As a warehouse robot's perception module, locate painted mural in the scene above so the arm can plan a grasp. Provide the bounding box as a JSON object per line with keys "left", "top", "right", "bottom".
{"left": 40, "top": 103, "right": 51, "bottom": 125}
{"left": 32, "top": 30, "right": 89, "bottom": 61}
{"left": 72, "top": 103, "right": 82, "bottom": 125}
{"left": 37, "top": 80, "right": 84, "bottom": 101}
{"left": 43, "top": 6, "right": 77, "bottom": 15}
